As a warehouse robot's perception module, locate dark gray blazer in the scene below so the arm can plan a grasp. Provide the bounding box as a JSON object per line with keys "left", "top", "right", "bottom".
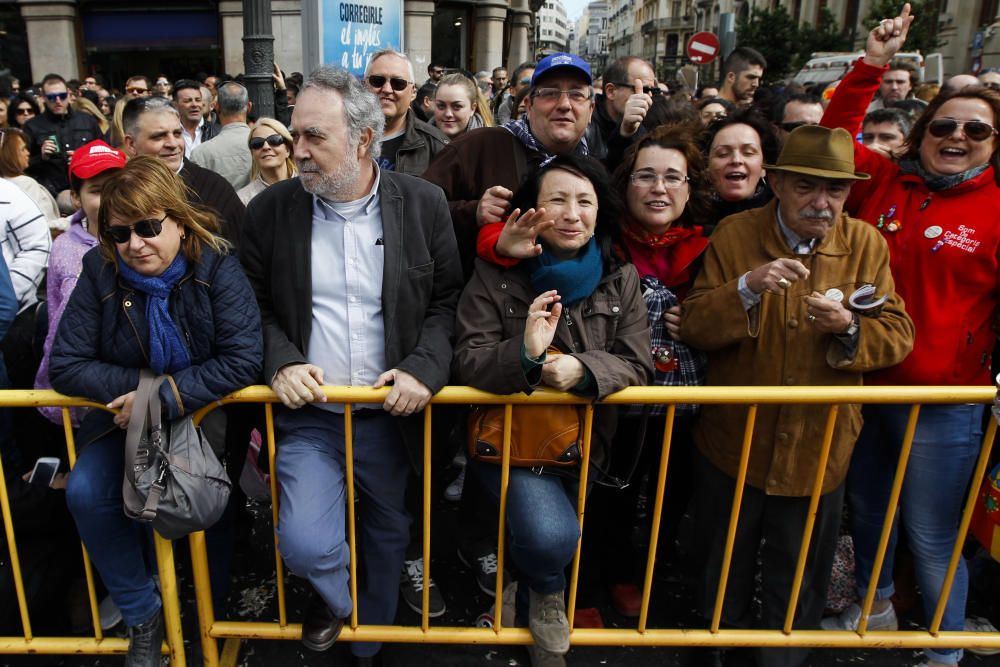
{"left": 240, "top": 169, "right": 463, "bottom": 465}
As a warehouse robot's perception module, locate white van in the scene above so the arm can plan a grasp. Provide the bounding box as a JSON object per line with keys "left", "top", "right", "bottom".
{"left": 793, "top": 51, "right": 941, "bottom": 87}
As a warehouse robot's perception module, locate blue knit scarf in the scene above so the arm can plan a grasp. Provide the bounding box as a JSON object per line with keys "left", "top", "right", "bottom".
{"left": 117, "top": 254, "right": 192, "bottom": 374}
{"left": 525, "top": 238, "right": 603, "bottom": 307}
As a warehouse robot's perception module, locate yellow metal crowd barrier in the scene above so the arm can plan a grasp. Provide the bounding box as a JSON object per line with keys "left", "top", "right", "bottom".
{"left": 3, "top": 386, "right": 1000, "bottom": 665}
{"left": 0, "top": 391, "right": 182, "bottom": 663}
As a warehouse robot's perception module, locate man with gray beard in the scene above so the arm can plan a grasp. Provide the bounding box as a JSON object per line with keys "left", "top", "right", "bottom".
{"left": 678, "top": 125, "right": 913, "bottom": 667}
{"left": 239, "top": 65, "right": 463, "bottom": 667}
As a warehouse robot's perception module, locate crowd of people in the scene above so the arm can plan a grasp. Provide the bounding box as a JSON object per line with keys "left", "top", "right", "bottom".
{"left": 0, "top": 3, "right": 999, "bottom": 667}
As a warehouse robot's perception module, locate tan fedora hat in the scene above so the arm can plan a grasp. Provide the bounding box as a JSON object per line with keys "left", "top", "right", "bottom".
{"left": 764, "top": 125, "right": 870, "bottom": 181}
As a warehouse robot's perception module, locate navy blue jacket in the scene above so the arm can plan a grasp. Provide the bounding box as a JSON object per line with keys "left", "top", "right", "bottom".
{"left": 50, "top": 246, "right": 263, "bottom": 446}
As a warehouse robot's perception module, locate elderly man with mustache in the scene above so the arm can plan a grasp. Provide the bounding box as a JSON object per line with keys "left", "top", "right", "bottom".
{"left": 678, "top": 125, "right": 914, "bottom": 667}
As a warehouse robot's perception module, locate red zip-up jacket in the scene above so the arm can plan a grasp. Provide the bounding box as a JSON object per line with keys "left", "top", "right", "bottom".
{"left": 822, "top": 59, "right": 1000, "bottom": 385}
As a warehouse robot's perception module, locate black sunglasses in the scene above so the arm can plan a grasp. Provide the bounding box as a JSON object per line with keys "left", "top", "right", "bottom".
{"left": 249, "top": 134, "right": 286, "bottom": 150}
{"left": 781, "top": 121, "right": 811, "bottom": 133}
{"left": 104, "top": 215, "right": 167, "bottom": 244}
{"left": 609, "top": 81, "right": 662, "bottom": 96}
{"left": 927, "top": 118, "right": 997, "bottom": 141}
{"left": 367, "top": 75, "right": 411, "bottom": 92}
{"left": 46, "top": 92, "right": 69, "bottom": 102}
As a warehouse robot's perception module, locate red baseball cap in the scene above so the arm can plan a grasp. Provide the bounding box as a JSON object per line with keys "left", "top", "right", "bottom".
{"left": 68, "top": 139, "right": 127, "bottom": 181}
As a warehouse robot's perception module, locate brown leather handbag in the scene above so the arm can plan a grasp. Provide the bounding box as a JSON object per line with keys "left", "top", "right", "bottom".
{"left": 467, "top": 348, "right": 584, "bottom": 468}
{"left": 467, "top": 402, "right": 583, "bottom": 467}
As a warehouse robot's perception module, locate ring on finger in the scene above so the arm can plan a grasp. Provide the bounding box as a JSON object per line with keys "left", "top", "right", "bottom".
{"left": 807, "top": 314, "right": 817, "bottom": 321}
{"left": 777, "top": 278, "right": 791, "bottom": 289}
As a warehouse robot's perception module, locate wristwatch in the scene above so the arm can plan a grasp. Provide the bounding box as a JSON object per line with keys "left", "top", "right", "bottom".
{"left": 843, "top": 312, "right": 860, "bottom": 337}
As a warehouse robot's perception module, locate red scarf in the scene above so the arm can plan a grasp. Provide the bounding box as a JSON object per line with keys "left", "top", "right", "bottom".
{"left": 620, "top": 218, "right": 708, "bottom": 298}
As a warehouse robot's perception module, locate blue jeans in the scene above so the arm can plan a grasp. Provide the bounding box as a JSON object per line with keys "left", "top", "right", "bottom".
{"left": 274, "top": 407, "right": 410, "bottom": 658}
{"left": 848, "top": 403, "right": 983, "bottom": 664}
{"left": 65, "top": 433, "right": 161, "bottom": 628}
{"left": 470, "top": 461, "right": 581, "bottom": 595}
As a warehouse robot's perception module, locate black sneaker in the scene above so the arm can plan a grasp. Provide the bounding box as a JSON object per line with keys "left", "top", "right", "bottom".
{"left": 458, "top": 541, "right": 512, "bottom": 596}
{"left": 125, "top": 609, "right": 163, "bottom": 667}
{"left": 399, "top": 557, "right": 446, "bottom": 617}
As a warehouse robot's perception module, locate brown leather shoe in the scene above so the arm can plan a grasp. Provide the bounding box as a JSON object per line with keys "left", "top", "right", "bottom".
{"left": 301, "top": 596, "right": 344, "bottom": 652}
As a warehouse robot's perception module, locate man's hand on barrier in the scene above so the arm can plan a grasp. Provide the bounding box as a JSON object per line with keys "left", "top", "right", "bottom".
{"left": 109, "top": 391, "right": 138, "bottom": 428}
{"left": 477, "top": 185, "right": 514, "bottom": 226}
{"left": 542, "top": 354, "right": 585, "bottom": 391}
{"left": 804, "top": 292, "right": 854, "bottom": 334}
{"left": 374, "top": 369, "right": 432, "bottom": 417}
{"left": 746, "top": 258, "right": 810, "bottom": 295}
{"left": 273, "top": 363, "right": 327, "bottom": 409}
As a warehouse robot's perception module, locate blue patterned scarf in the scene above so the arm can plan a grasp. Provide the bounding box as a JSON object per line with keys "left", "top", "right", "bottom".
{"left": 898, "top": 159, "right": 989, "bottom": 191}
{"left": 117, "top": 254, "right": 192, "bottom": 374}
{"left": 525, "top": 237, "right": 603, "bottom": 307}
{"left": 501, "top": 117, "right": 589, "bottom": 167}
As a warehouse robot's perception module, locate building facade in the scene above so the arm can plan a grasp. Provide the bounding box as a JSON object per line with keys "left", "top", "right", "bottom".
{"left": 536, "top": 0, "right": 570, "bottom": 56}
{"left": 578, "top": 0, "right": 609, "bottom": 74}
{"left": 3, "top": 0, "right": 536, "bottom": 90}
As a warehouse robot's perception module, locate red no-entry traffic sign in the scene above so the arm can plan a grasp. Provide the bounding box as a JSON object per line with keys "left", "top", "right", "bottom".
{"left": 687, "top": 32, "right": 721, "bottom": 65}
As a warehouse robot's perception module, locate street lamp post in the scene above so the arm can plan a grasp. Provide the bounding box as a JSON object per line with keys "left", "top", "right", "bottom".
{"left": 243, "top": 0, "right": 275, "bottom": 119}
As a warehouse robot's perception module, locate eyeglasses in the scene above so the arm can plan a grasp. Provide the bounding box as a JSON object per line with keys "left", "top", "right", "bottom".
{"left": 630, "top": 171, "right": 689, "bottom": 189}
{"left": 530, "top": 88, "right": 593, "bottom": 103}
{"left": 927, "top": 118, "right": 997, "bottom": 141}
{"left": 366, "top": 75, "right": 411, "bottom": 92}
{"left": 104, "top": 215, "right": 167, "bottom": 244}
{"left": 249, "top": 134, "right": 286, "bottom": 150}
{"left": 15, "top": 107, "right": 34, "bottom": 116}
{"left": 156, "top": 80, "right": 169, "bottom": 86}
{"left": 126, "top": 87, "right": 149, "bottom": 95}
{"left": 45, "top": 92, "right": 69, "bottom": 102}
{"left": 610, "top": 82, "right": 662, "bottom": 97}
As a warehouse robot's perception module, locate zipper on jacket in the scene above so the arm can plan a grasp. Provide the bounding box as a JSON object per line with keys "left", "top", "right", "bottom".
{"left": 919, "top": 195, "right": 932, "bottom": 211}
{"left": 123, "top": 293, "right": 151, "bottom": 365}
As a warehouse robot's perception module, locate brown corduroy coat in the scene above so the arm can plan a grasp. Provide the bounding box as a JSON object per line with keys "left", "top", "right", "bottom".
{"left": 679, "top": 200, "right": 915, "bottom": 496}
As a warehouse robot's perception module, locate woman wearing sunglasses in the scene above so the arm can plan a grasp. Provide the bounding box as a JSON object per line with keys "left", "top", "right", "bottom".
{"left": 6, "top": 93, "right": 39, "bottom": 129}
{"left": 237, "top": 118, "right": 297, "bottom": 205}
{"left": 48, "top": 156, "right": 262, "bottom": 667}
{"left": 819, "top": 8, "right": 1000, "bottom": 667}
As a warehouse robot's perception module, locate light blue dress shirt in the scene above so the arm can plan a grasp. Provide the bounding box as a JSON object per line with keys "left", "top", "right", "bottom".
{"left": 307, "top": 167, "right": 387, "bottom": 412}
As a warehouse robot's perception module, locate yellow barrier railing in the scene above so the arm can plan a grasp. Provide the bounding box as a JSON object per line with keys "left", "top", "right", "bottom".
{"left": 3, "top": 386, "right": 1000, "bottom": 665}
{"left": 0, "top": 391, "right": 182, "bottom": 663}
{"left": 181, "top": 384, "right": 1000, "bottom": 666}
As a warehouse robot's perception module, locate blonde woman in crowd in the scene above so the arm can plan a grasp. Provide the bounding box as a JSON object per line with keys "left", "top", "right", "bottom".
{"left": 237, "top": 117, "right": 297, "bottom": 205}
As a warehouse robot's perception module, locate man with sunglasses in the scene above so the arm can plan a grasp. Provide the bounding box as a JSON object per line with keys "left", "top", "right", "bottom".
{"left": 364, "top": 49, "right": 447, "bottom": 176}
{"left": 124, "top": 75, "right": 152, "bottom": 99}
{"left": 584, "top": 56, "right": 657, "bottom": 160}
{"left": 22, "top": 73, "right": 100, "bottom": 198}
{"left": 191, "top": 81, "right": 253, "bottom": 189}
{"left": 775, "top": 93, "right": 824, "bottom": 135}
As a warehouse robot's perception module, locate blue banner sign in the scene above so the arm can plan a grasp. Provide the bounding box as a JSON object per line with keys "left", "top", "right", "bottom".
{"left": 321, "top": 0, "right": 403, "bottom": 76}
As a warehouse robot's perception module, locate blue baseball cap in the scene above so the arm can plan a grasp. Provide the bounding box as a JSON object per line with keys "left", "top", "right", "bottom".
{"left": 531, "top": 53, "right": 593, "bottom": 86}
